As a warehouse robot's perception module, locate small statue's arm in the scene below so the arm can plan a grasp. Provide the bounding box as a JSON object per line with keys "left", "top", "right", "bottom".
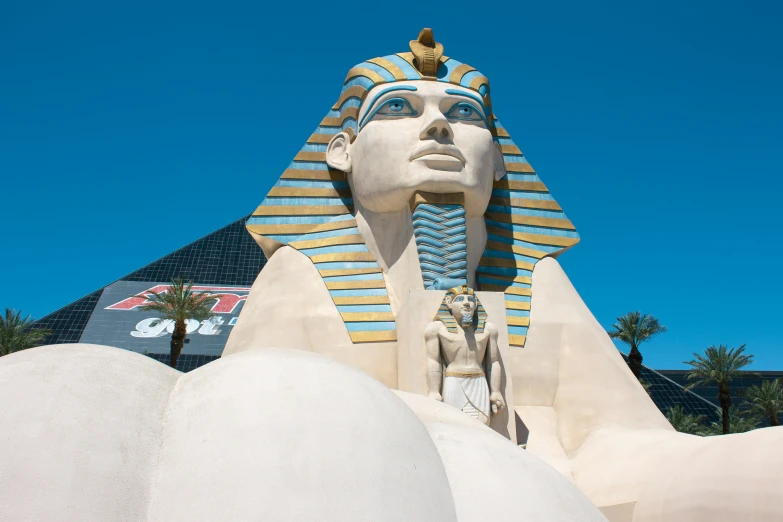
{"left": 487, "top": 323, "right": 506, "bottom": 414}
{"left": 424, "top": 323, "right": 443, "bottom": 401}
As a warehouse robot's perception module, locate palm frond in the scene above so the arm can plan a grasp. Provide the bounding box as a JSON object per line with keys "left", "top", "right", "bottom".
{"left": 0, "top": 308, "right": 52, "bottom": 356}
{"left": 607, "top": 311, "right": 667, "bottom": 349}
{"left": 741, "top": 379, "right": 783, "bottom": 419}
{"left": 684, "top": 344, "right": 754, "bottom": 390}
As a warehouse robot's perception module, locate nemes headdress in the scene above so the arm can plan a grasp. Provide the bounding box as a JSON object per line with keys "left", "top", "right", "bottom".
{"left": 245, "top": 29, "right": 579, "bottom": 347}
{"left": 434, "top": 285, "right": 487, "bottom": 334}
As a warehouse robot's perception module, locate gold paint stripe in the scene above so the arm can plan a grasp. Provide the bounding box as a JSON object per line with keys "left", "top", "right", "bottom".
{"left": 508, "top": 334, "right": 527, "bottom": 347}
{"left": 267, "top": 186, "right": 352, "bottom": 198}
{"left": 494, "top": 180, "right": 548, "bottom": 192}
{"left": 395, "top": 52, "right": 418, "bottom": 70}
{"left": 501, "top": 144, "right": 523, "bottom": 155}
{"left": 340, "top": 312, "right": 395, "bottom": 322}
{"left": 307, "top": 133, "right": 333, "bottom": 144}
{"left": 485, "top": 212, "right": 576, "bottom": 230}
{"left": 333, "top": 296, "right": 390, "bottom": 305}
{"left": 480, "top": 272, "right": 533, "bottom": 285}
{"left": 468, "top": 75, "right": 489, "bottom": 91}
{"left": 505, "top": 162, "right": 535, "bottom": 173}
{"left": 483, "top": 240, "right": 546, "bottom": 260}
{"left": 367, "top": 57, "right": 408, "bottom": 81}
{"left": 490, "top": 197, "right": 562, "bottom": 211}
{"left": 494, "top": 127, "right": 510, "bottom": 138}
{"left": 344, "top": 67, "right": 387, "bottom": 86}
{"left": 332, "top": 85, "right": 367, "bottom": 110}
{"left": 247, "top": 220, "right": 356, "bottom": 235}
{"left": 310, "top": 252, "right": 377, "bottom": 263}
{"left": 321, "top": 106, "right": 360, "bottom": 127}
{"left": 290, "top": 234, "right": 364, "bottom": 250}
{"left": 480, "top": 283, "right": 532, "bottom": 295}
{"left": 253, "top": 205, "right": 351, "bottom": 216}
{"left": 485, "top": 225, "right": 580, "bottom": 248}
{"left": 294, "top": 151, "right": 326, "bottom": 162}
{"left": 349, "top": 330, "right": 397, "bottom": 343}
{"left": 449, "top": 63, "right": 475, "bottom": 84}
{"left": 479, "top": 258, "right": 535, "bottom": 271}
{"left": 319, "top": 268, "right": 382, "bottom": 277}
{"left": 325, "top": 280, "right": 386, "bottom": 290}
{"left": 281, "top": 169, "right": 346, "bottom": 181}
{"left": 507, "top": 316, "right": 531, "bottom": 327}
{"left": 505, "top": 301, "right": 531, "bottom": 311}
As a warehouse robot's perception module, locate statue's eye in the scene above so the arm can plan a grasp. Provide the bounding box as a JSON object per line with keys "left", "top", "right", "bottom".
{"left": 375, "top": 98, "right": 416, "bottom": 117}
{"left": 446, "top": 102, "right": 485, "bottom": 125}
{"left": 454, "top": 296, "right": 463, "bottom": 302}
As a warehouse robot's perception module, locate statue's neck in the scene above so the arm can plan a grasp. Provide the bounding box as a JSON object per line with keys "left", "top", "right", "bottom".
{"left": 354, "top": 200, "right": 487, "bottom": 313}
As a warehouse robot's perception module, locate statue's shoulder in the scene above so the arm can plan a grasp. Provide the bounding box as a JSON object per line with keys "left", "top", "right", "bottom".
{"left": 424, "top": 320, "right": 447, "bottom": 338}
{"left": 484, "top": 321, "right": 500, "bottom": 337}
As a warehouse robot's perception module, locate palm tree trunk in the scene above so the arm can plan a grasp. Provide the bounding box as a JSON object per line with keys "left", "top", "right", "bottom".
{"left": 770, "top": 413, "right": 780, "bottom": 427}
{"left": 627, "top": 346, "right": 643, "bottom": 379}
{"left": 718, "top": 382, "right": 731, "bottom": 434}
{"left": 169, "top": 320, "right": 186, "bottom": 368}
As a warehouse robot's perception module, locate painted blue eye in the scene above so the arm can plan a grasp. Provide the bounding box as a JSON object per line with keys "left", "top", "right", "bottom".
{"left": 375, "top": 98, "right": 416, "bottom": 117}
{"left": 446, "top": 102, "right": 486, "bottom": 125}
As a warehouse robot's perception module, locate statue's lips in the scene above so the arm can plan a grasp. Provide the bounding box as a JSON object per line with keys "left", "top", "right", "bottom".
{"left": 410, "top": 145, "right": 465, "bottom": 165}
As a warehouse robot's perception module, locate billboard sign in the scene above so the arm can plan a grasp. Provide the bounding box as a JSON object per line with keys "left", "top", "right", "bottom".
{"left": 80, "top": 280, "right": 250, "bottom": 356}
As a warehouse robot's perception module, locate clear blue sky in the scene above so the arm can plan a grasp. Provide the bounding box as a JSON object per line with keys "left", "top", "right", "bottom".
{"left": 2, "top": 1, "right": 781, "bottom": 369}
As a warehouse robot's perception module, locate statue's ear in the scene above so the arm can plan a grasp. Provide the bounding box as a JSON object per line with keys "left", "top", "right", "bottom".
{"left": 493, "top": 142, "right": 506, "bottom": 182}
{"left": 326, "top": 132, "right": 353, "bottom": 172}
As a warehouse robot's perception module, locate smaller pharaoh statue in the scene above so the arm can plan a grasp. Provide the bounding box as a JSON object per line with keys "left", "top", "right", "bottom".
{"left": 424, "top": 285, "right": 505, "bottom": 424}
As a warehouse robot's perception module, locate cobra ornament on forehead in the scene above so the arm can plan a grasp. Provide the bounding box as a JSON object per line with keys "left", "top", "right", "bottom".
{"left": 245, "top": 28, "right": 580, "bottom": 348}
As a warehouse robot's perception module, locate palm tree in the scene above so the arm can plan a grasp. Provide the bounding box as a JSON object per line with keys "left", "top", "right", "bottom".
{"left": 699, "top": 406, "right": 759, "bottom": 436}
{"left": 741, "top": 379, "right": 783, "bottom": 427}
{"left": 665, "top": 405, "right": 706, "bottom": 435}
{"left": 666, "top": 405, "right": 706, "bottom": 435}
{"left": 138, "top": 279, "right": 216, "bottom": 368}
{"left": 0, "top": 308, "right": 51, "bottom": 356}
{"left": 607, "top": 311, "right": 667, "bottom": 379}
{"left": 684, "top": 344, "right": 754, "bottom": 434}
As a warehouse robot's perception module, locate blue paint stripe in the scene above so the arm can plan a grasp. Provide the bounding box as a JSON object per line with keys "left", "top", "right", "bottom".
{"left": 492, "top": 190, "right": 554, "bottom": 201}
{"left": 301, "top": 144, "right": 328, "bottom": 153}
{"left": 276, "top": 179, "right": 349, "bottom": 189}
{"left": 299, "top": 244, "right": 369, "bottom": 256}
{"left": 506, "top": 309, "right": 531, "bottom": 317}
{"left": 300, "top": 227, "right": 361, "bottom": 240}
{"left": 345, "top": 322, "right": 396, "bottom": 331}
{"left": 483, "top": 249, "right": 539, "bottom": 264}
{"left": 504, "top": 173, "right": 541, "bottom": 182}
{"left": 337, "top": 98, "right": 362, "bottom": 110}
{"left": 478, "top": 275, "right": 531, "bottom": 288}
{"left": 484, "top": 234, "right": 562, "bottom": 255}
{"left": 260, "top": 197, "right": 351, "bottom": 206}
{"left": 384, "top": 54, "right": 421, "bottom": 79}
{"left": 504, "top": 155, "right": 529, "bottom": 164}
{"left": 485, "top": 219, "right": 580, "bottom": 239}
{"left": 486, "top": 205, "right": 567, "bottom": 219}
{"left": 343, "top": 76, "right": 376, "bottom": 89}
{"left": 329, "top": 289, "right": 387, "bottom": 297}
{"left": 508, "top": 325, "right": 529, "bottom": 336}
{"left": 460, "top": 70, "right": 484, "bottom": 88}
{"left": 356, "top": 61, "right": 396, "bottom": 82}
{"left": 504, "top": 294, "right": 532, "bottom": 303}
{"left": 247, "top": 215, "right": 337, "bottom": 225}
{"left": 315, "top": 262, "right": 378, "bottom": 270}
{"left": 476, "top": 265, "right": 534, "bottom": 278}
{"left": 289, "top": 161, "right": 328, "bottom": 170}
{"left": 436, "top": 58, "right": 462, "bottom": 80}
{"left": 336, "top": 304, "right": 392, "bottom": 312}
{"left": 322, "top": 273, "right": 382, "bottom": 282}
{"left": 315, "top": 126, "right": 341, "bottom": 135}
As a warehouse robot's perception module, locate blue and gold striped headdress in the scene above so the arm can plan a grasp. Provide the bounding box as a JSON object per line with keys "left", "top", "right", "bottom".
{"left": 246, "top": 29, "right": 579, "bottom": 347}
{"left": 434, "top": 285, "right": 487, "bottom": 334}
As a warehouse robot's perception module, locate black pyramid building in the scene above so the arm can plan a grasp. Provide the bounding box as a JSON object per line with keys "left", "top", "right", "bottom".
{"left": 33, "top": 216, "right": 718, "bottom": 422}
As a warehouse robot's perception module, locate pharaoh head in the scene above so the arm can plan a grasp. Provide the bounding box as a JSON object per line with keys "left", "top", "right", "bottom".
{"left": 434, "top": 285, "right": 487, "bottom": 332}
{"left": 325, "top": 30, "right": 505, "bottom": 216}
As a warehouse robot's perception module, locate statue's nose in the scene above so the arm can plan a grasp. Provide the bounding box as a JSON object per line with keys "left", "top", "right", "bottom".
{"left": 419, "top": 109, "right": 453, "bottom": 140}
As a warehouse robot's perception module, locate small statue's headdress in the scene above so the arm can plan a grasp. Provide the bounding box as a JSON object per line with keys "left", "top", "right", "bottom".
{"left": 434, "top": 285, "right": 487, "bottom": 334}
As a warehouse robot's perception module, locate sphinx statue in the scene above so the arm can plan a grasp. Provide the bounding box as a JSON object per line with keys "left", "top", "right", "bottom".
{"left": 223, "top": 29, "right": 783, "bottom": 521}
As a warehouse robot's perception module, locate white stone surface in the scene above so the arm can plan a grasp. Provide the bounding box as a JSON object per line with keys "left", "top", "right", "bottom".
{"left": 396, "top": 391, "right": 607, "bottom": 522}
{"left": 0, "top": 345, "right": 456, "bottom": 522}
